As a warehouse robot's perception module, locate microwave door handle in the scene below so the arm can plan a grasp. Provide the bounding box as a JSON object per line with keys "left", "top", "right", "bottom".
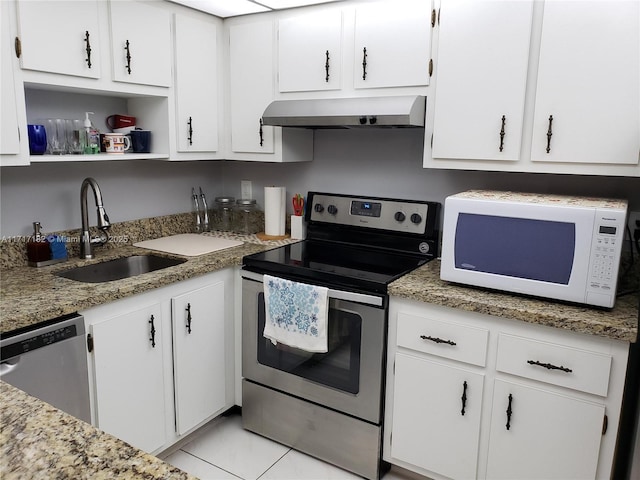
{"left": 241, "top": 270, "right": 383, "bottom": 307}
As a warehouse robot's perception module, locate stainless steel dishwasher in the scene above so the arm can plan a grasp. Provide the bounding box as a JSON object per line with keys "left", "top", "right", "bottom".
{"left": 1, "top": 313, "right": 91, "bottom": 423}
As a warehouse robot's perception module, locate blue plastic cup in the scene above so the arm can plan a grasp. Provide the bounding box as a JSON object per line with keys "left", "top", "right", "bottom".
{"left": 27, "top": 124, "right": 47, "bottom": 155}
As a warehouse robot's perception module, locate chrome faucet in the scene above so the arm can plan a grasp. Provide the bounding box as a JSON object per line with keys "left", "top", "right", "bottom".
{"left": 80, "top": 177, "right": 111, "bottom": 259}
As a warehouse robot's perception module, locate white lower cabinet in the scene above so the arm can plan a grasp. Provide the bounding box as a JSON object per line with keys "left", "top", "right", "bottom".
{"left": 92, "top": 302, "right": 167, "bottom": 452}
{"left": 172, "top": 282, "right": 227, "bottom": 435}
{"left": 384, "top": 297, "right": 630, "bottom": 480}
{"left": 82, "top": 268, "right": 235, "bottom": 454}
{"left": 391, "top": 353, "right": 484, "bottom": 480}
{"left": 485, "top": 379, "right": 604, "bottom": 480}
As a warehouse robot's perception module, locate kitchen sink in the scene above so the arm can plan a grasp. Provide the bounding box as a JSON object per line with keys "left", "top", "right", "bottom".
{"left": 56, "top": 255, "right": 186, "bottom": 283}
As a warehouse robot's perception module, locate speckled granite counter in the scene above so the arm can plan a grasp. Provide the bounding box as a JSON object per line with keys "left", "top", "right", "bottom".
{"left": 389, "top": 260, "right": 639, "bottom": 343}
{"left": 0, "top": 231, "right": 293, "bottom": 334}
{"left": 0, "top": 382, "right": 196, "bottom": 480}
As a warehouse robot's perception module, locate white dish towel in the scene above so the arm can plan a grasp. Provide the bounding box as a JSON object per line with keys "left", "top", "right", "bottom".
{"left": 263, "top": 274, "right": 329, "bottom": 353}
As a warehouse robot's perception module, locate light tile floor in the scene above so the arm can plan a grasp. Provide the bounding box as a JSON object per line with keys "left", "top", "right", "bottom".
{"left": 161, "top": 414, "right": 425, "bottom": 480}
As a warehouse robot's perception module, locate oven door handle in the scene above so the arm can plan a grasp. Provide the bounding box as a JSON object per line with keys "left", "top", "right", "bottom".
{"left": 241, "top": 270, "right": 384, "bottom": 307}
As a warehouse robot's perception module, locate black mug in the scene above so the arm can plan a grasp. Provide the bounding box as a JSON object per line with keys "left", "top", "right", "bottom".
{"left": 130, "top": 130, "right": 151, "bottom": 153}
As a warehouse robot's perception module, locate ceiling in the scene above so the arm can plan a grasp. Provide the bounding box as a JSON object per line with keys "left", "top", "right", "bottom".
{"left": 168, "top": 0, "right": 344, "bottom": 18}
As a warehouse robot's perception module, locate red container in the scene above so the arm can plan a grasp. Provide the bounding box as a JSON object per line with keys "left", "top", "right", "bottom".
{"left": 106, "top": 114, "right": 136, "bottom": 130}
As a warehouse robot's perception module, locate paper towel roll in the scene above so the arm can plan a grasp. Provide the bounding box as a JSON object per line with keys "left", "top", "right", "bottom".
{"left": 264, "top": 186, "right": 286, "bottom": 236}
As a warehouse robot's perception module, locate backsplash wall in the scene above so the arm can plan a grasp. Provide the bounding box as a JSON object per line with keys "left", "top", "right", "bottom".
{"left": 1, "top": 128, "right": 638, "bottom": 236}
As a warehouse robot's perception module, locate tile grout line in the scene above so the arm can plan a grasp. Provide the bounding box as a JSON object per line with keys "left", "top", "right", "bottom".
{"left": 178, "top": 449, "right": 246, "bottom": 480}
{"left": 255, "top": 447, "right": 293, "bottom": 480}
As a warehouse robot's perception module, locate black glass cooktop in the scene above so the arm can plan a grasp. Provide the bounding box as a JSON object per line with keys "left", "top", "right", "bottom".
{"left": 243, "top": 240, "right": 431, "bottom": 294}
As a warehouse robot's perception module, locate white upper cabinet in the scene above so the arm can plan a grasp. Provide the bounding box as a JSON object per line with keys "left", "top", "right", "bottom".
{"left": 1, "top": 1, "right": 22, "bottom": 160}
{"left": 15, "top": 0, "right": 101, "bottom": 79}
{"left": 353, "top": 0, "right": 433, "bottom": 90}
{"left": 229, "top": 21, "right": 275, "bottom": 154}
{"left": 226, "top": 17, "right": 313, "bottom": 162}
{"left": 173, "top": 13, "right": 219, "bottom": 153}
{"left": 432, "top": 0, "right": 533, "bottom": 161}
{"left": 531, "top": 0, "right": 639, "bottom": 166}
{"left": 278, "top": 10, "right": 343, "bottom": 93}
{"left": 427, "top": 0, "right": 639, "bottom": 176}
{"left": 109, "top": 0, "right": 172, "bottom": 87}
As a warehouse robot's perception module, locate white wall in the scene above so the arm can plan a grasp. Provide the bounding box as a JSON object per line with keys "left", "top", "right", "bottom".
{"left": 2, "top": 128, "right": 639, "bottom": 236}
{"left": 220, "top": 129, "right": 640, "bottom": 214}
{"left": 0, "top": 160, "right": 225, "bottom": 236}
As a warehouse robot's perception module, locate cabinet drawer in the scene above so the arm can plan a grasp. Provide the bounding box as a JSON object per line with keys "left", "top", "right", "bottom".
{"left": 495, "top": 333, "right": 612, "bottom": 396}
{"left": 396, "top": 312, "right": 489, "bottom": 367}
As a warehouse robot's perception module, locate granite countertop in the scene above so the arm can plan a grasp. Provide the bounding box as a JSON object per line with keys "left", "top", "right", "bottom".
{"left": 0, "top": 382, "right": 197, "bottom": 480}
{"left": 0, "top": 232, "right": 288, "bottom": 334}
{"left": 389, "top": 260, "right": 639, "bottom": 343}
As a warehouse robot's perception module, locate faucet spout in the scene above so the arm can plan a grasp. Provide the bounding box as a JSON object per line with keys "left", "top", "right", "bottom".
{"left": 80, "top": 177, "right": 111, "bottom": 259}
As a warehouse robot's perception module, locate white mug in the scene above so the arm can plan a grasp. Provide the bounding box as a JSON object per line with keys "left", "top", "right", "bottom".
{"left": 103, "top": 133, "right": 131, "bottom": 154}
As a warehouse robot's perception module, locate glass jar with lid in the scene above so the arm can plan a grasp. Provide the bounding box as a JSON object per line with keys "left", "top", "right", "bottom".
{"left": 214, "top": 197, "right": 235, "bottom": 231}
{"left": 234, "top": 199, "right": 261, "bottom": 235}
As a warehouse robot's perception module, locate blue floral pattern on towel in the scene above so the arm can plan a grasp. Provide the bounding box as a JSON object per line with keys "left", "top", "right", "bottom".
{"left": 266, "top": 277, "right": 322, "bottom": 337}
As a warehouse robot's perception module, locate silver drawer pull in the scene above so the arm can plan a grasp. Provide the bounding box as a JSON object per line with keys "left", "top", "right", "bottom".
{"left": 527, "top": 359, "right": 572, "bottom": 373}
{"left": 420, "top": 335, "right": 456, "bottom": 346}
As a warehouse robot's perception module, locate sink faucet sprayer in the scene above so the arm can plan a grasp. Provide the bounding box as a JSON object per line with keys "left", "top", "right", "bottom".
{"left": 80, "top": 177, "right": 111, "bottom": 259}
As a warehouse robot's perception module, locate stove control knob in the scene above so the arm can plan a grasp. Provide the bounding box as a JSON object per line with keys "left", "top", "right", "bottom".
{"left": 314, "top": 203, "right": 324, "bottom": 213}
{"left": 410, "top": 213, "right": 423, "bottom": 224}
{"left": 327, "top": 205, "right": 338, "bottom": 215}
{"left": 394, "top": 211, "right": 406, "bottom": 222}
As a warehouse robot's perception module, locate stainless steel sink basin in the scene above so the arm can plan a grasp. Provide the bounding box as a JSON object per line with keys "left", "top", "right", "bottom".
{"left": 56, "top": 255, "right": 186, "bottom": 283}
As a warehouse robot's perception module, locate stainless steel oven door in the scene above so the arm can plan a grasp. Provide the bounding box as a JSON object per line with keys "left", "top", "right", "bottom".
{"left": 241, "top": 272, "right": 387, "bottom": 424}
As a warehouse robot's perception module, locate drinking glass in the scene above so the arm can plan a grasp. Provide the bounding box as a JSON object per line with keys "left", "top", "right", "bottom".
{"left": 44, "top": 118, "right": 66, "bottom": 155}
{"left": 65, "top": 119, "right": 84, "bottom": 154}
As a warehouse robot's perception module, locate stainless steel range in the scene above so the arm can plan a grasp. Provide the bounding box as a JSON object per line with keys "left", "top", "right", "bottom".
{"left": 241, "top": 192, "right": 440, "bottom": 480}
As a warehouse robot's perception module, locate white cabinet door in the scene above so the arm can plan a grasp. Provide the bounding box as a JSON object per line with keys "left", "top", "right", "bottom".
{"left": 391, "top": 353, "right": 484, "bottom": 480}
{"left": 174, "top": 14, "right": 219, "bottom": 153}
{"left": 486, "top": 379, "right": 604, "bottom": 480}
{"left": 109, "top": 0, "right": 171, "bottom": 87}
{"left": 353, "top": 0, "right": 433, "bottom": 90}
{"left": 229, "top": 21, "right": 275, "bottom": 154}
{"left": 432, "top": 0, "right": 534, "bottom": 161}
{"left": 531, "top": 0, "right": 639, "bottom": 166}
{"left": 91, "top": 303, "right": 167, "bottom": 452}
{"left": 15, "top": 0, "right": 101, "bottom": 79}
{"left": 1, "top": 1, "right": 20, "bottom": 158}
{"left": 172, "top": 282, "right": 227, "bottom": 435}
{"left": 278, "top": 10, "right": 343, "bottom": 93}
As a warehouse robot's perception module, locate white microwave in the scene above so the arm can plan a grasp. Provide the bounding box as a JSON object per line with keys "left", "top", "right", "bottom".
{"left": 440, "top": 190, "right": 628, "bottom": 308}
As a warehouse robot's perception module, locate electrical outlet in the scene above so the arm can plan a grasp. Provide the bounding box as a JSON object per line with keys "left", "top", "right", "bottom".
{"left": 241, "top": 180, "right": 252, "bottom": 200}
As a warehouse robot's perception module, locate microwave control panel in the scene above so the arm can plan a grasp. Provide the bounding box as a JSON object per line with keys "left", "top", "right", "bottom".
{"left": 586, "top": 208, "right": 627, "bottom": 307}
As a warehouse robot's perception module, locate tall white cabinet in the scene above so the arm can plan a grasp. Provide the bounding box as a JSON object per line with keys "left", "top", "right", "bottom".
{"left": 173, "top": 13, "right": 220, "bottom": 155}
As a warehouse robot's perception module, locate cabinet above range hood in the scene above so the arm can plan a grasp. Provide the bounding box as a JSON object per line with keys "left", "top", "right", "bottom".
{"left": 261, "top": 95, "right": 425, "bottom": 128}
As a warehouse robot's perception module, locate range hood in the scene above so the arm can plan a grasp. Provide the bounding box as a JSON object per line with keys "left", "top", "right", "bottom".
{"left": 261, "top": 95, "right": 426, "bottom": 128}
